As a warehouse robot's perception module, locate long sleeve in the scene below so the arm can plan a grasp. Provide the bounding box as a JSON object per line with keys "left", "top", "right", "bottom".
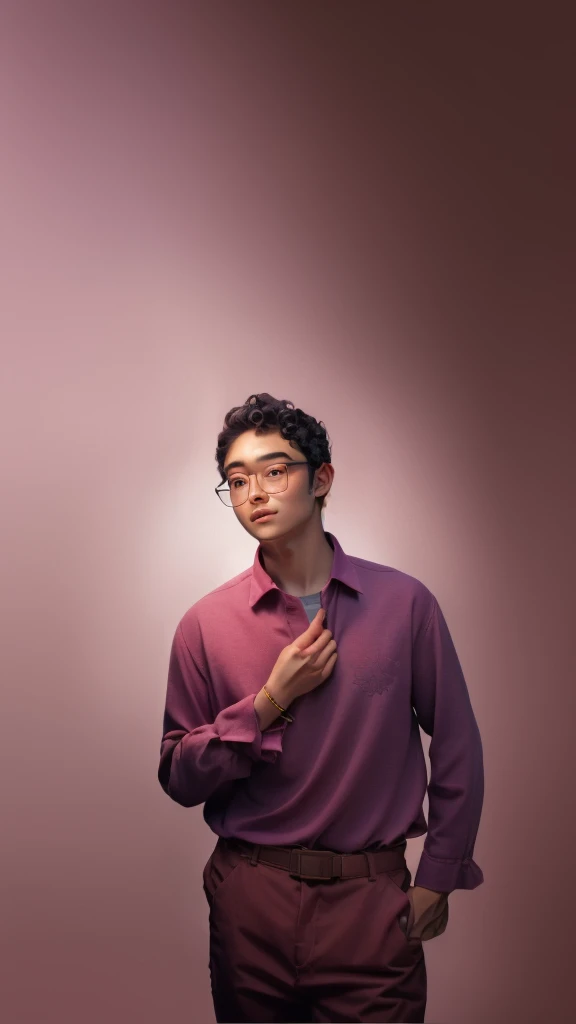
{"left": 411, "top": 596, "right": 484, "bottom": 894}
{"left": 158, "top": 621, "right": 288, "bottom": 808}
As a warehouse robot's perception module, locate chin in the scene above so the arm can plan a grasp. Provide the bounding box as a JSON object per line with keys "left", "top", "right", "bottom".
{"left": 250, "top": 518, "right": 279, "bottom": 530}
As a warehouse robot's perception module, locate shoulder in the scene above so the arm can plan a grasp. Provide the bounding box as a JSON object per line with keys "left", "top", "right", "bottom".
{"left": 351, "top": 552, "right": 435, "bottom": 598}
{"left": 349, "top": 552, "right": 437, "bottom": 632}
{"left": 175, "top": 565, "right": 252, "bottom": 638}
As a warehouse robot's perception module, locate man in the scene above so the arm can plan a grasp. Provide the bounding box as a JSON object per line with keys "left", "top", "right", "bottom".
{"left": 158, "top": 393, "right": 484, "bottom": 1023}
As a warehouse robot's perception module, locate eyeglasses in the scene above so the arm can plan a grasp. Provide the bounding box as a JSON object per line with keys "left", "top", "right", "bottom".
{"left": 215, "top": 461, "right": 311, "bottom": 507}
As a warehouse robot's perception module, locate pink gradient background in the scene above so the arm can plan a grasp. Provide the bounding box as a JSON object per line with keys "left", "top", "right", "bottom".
{"left": 1, "top": 3, "right": 574, "bottom": 1023}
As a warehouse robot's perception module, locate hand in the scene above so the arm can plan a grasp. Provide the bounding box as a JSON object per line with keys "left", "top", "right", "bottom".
{"left": 400, "top": 885, "right": 449, "bottom": 942}
{"left": 267, "top": 609, "right": 338, "bottom": 702}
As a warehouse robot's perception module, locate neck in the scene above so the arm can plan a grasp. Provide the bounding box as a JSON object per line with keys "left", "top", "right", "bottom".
{"left": 259, "top": 515, "right": 334, "bottom": 597}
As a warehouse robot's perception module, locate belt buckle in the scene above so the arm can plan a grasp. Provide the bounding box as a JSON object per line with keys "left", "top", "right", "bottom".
{"left": 288, "top": 848, "right": 342, "bottom": 881}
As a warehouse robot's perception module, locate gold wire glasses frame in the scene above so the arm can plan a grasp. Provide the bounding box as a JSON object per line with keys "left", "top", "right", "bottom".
{"left": 215, "top": 461, "right": 311, "bottom": 507}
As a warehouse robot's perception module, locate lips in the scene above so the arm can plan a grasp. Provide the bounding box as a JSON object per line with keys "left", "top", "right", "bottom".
{"left": 250, "top": 509, "right": 277, "bottom": 522}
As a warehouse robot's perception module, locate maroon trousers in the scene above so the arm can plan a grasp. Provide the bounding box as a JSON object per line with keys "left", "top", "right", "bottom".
{"left": 202, "top": 836, "right": 427, "bottom": 1023}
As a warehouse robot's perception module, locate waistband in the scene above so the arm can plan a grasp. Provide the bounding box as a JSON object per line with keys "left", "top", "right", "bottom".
{"left": 224, "top": 836, "right": 408, "bottom": 882}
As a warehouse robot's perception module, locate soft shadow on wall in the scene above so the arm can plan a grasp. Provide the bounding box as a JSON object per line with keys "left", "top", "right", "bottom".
{"left": 1, "top": 4, "right": 574, "bottom": 1024}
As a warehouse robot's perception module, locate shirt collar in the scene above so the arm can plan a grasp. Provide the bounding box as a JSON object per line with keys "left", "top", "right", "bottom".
{"left": 248, "top": 530, "right": 363, "bottom": 608}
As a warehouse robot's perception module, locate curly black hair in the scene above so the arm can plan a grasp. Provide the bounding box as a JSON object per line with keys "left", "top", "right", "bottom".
{"left": 216, "top": 393, "right": 332, "bottom": 511}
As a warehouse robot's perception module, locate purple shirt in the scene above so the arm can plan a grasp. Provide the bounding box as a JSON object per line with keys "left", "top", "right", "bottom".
{"left": 158, "top": 531, "right": 484, "bottom": 893}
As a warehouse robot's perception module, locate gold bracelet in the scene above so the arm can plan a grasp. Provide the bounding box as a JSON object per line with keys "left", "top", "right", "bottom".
{"left": 263, "top": 686, "right": 294, "bottom": 723}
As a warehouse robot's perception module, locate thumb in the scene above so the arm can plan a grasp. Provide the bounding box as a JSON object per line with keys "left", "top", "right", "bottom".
{"left": 294, "top": 608, "right": 325, "bottom": 649}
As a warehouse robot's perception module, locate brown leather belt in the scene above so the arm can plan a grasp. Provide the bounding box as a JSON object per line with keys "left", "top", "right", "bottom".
{"left": 228, "top": 837, "right": 408, "bottom": 882}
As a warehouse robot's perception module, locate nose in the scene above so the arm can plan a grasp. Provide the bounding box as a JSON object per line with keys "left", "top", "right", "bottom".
{"left": 247, "top": 474, "right": 268, "bottom": 501}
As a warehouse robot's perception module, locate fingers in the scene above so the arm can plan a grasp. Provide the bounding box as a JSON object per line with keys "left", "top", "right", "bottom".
{"left": 302, "top": 630, "right": 333, "bottom": 657}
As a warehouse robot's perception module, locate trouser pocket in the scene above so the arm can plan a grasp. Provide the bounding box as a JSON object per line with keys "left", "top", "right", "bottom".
{"left": 202, "top": 838, "right": 245, "bottom": 906}
{"left": 385, "top": 865, "right": 419, "bottom": 943}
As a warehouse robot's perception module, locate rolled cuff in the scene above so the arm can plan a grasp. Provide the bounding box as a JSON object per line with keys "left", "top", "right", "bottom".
{"left": 414, "top": 849, "right": 484, "bottom": 894}
{"left": 215, "top": 692, "right": 289, "bottom": 763}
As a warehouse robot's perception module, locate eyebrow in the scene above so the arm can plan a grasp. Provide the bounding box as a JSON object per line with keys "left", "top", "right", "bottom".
{"left": 224, "top": 451, "right": 298, "bottom": 474}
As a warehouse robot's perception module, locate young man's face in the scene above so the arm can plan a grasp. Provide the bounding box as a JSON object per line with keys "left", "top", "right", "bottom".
{"left": 222, "top": 428, "right": 332, "bottom": 539}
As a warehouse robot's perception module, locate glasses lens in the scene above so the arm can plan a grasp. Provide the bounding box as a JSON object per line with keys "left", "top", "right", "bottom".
{"left": 217, "top": 487, "right": 233, "bottom": 506}
{"left": 220, "top": 464, "right": 289, "bottom": 506}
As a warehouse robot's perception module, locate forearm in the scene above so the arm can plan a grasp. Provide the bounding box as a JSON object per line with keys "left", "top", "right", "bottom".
{"left": 254, "top": 678, "right": 295, "bottom": 731}
{"left": 412, "top": 596, "right": 485, "bottom": 892}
